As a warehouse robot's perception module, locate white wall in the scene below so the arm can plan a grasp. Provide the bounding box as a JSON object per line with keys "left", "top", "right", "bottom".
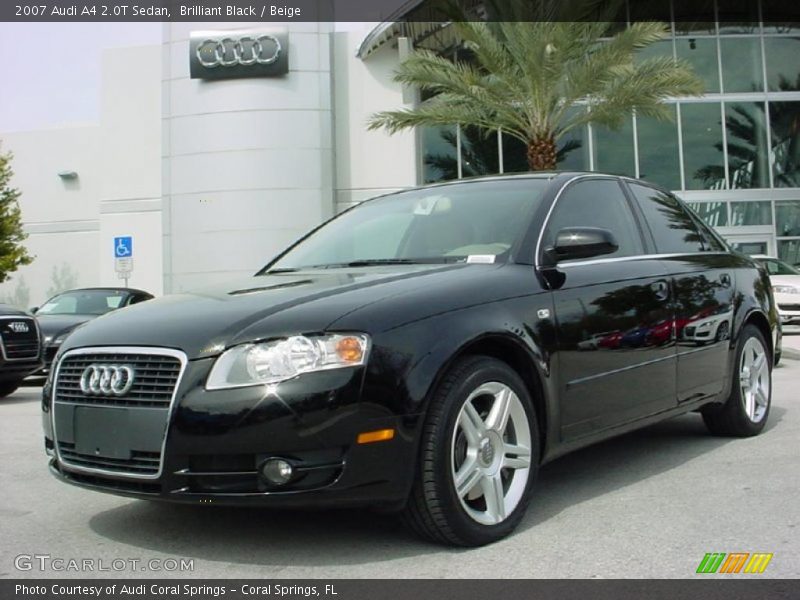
{"left": 0, "top": 44, "right": 162, "bottom": 307}
{"left": 161, "top": 22, "right": 336, "bottom": 293}
{"left": 332, "top": 29, "right": 417, "bottom": 213}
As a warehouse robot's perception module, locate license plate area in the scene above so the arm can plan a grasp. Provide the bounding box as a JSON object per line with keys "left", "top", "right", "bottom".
{"left": 75, "top": 407, "right": 131, "bottom": 459}
{"left": 54, "top": 403, "right": 168, "bottom": 474}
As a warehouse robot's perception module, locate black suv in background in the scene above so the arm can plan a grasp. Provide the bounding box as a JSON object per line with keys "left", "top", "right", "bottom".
{"left": 0, "top": 305, "right": 42, "bottom": 397}
{"left": 43, "top": 173, "right": 780, "bottom": 546}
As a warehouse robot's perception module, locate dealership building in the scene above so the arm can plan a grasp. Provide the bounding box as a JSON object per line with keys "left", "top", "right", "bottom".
{"left": 1, "top": 2, "right": 799, "bottom": 306}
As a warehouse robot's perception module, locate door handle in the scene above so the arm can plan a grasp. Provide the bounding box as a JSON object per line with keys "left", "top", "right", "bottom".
{"left": 651, "top": 280, "right": 670, "bottom": 301}
{"left": 719, "top": 273, "right": 732, "bottom": 288}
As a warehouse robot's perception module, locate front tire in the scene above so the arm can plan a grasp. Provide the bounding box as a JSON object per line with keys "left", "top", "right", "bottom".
{"left": 403, "top": 356, "right": 540, "bottom": 546}
{"left": 702, "top": 324, "right": 771, "bottom": 437}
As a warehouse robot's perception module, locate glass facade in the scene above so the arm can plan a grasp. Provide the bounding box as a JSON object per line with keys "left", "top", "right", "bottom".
{"left": 417, "top": 0, "right": 800, "bottom": 265}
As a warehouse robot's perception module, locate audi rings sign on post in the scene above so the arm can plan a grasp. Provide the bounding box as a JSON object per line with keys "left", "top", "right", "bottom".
{"left": 79, "top": 364, "right": 136, "bottom": 397}
{"left": 190, "top": 30, "right": 289, "bottom": 80}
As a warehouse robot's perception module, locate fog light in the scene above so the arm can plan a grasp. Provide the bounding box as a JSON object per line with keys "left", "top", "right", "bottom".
{"left": 261, "top": 458, "right": 293, "bottom": 485}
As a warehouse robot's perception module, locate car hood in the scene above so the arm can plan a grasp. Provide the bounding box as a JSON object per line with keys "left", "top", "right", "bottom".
{"left": 36, "top": 314, "right": 94, "bottom": 339}
{"left": 60, "top": 264, "right": 499, "bottom": 359}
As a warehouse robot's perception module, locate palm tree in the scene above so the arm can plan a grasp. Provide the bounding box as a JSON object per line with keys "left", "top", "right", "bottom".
{"left": 368, "top": 11, "right": 705, "bottom": 171}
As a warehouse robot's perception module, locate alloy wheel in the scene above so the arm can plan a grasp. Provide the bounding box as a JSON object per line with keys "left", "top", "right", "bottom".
{"left": 450, "top": 381, "right": 532, "bottom": 526}
{"left": 739, "top": 336, "right": 770, "bottom": 423}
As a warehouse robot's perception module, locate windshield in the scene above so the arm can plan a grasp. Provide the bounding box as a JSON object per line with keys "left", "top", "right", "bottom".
{"left": 757, "top": 258, "right": 800, "bottom": 276}
{"left": 264, "top": 178, "right": 550, "bottom": 272}
{"left": 38, "top": 290, "right": 128, "bottom": 316}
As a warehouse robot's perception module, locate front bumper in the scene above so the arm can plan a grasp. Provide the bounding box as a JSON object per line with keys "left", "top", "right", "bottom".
{"left": 44, "top": 355, "right": 419, "bottom": 509}
{"left": 0, "top": 357, "right": 43, "bottom": 383}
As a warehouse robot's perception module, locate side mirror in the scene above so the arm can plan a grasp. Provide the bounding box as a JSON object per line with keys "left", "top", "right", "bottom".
{"left": 551, "top": 227, "right": 619, "bottom": 262}
{"left": 30, "top": 307, "right": 38, "bottom": 314}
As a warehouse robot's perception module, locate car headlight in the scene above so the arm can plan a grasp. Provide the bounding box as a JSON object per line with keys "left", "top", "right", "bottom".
{"left": 206, "top": 333, "right": 370, "bottom": 390}
{"left": 773, "top": 285, "right": 800, "bottom": 294}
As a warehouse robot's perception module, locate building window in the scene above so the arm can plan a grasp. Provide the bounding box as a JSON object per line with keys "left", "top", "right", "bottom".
{"left": 769, "top": 102, "right": 800, "bottom": 188}
{"left": 763, "top": 37, "right": 800, "bottom": 92}
{"left": 676, "top": 37, "right": 720, "bottom": 94}
{"left": 730, "top": 201, "right": 772, "bottom": 225}
{"left": 719, "top": 37, "right": 764, "bottom": 93}
{"left": 460, "top": 125, "right": 499, "bottom": 178}
{"left": 681, "top": 102, "right": 726, "bottom": 189}
{"left": 776, "top": 200, "right": 800, "bottom": 236}
{"left": 592, "top": 115, "right": 636, "bottom": 177}
{"left": 687, "top": 201, "right": 729, "bottom": 227}
{"left": 726, "top": 102, "right": 770, "bottom": 189}
{"left": 421, "top": 125, "right": 458, "bottom": 183}
{"left": 778, "top": 239, "right": 800, "bottom": 265}
{"left": 637, "top": 108, "right": 682, "bottom": 190}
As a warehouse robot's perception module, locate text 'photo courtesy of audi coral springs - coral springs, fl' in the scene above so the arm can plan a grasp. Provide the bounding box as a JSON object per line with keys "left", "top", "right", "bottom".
{"left": 42, "top": 173, "right": 781, "bottom": 546}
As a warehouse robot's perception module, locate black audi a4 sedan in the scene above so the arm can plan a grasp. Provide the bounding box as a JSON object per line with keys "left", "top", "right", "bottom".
{"left": 43, "top": 173, "right": 780, "bottom": 546}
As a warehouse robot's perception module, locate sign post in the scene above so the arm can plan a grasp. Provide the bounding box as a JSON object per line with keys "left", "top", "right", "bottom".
{"left": 114, "top": 236, "right": 133, "bottom": 287}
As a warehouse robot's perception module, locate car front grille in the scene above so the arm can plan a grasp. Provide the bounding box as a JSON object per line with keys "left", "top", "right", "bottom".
{"left": 0, "top": 317, "right": 39, "bottom": 359}
{"left": 52, "top": 348, "right": 185, "bottom": 479}
{"left": 54, "top": 352, "right": 182, "bottom": 407}
{"left": 57, "top": 442, "right": 161, "bottom": 475}
{"left": 779, "top": 303, "right": 800, "bottom": 312}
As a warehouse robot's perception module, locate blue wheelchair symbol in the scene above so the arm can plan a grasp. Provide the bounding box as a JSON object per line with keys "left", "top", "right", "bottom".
{"left": 114, "top": 236, "right": 132, "bottom": 258}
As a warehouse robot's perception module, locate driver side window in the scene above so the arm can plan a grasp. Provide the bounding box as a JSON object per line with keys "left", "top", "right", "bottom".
{"left": 543, "top": 179, "right": 644, "bottom": 262}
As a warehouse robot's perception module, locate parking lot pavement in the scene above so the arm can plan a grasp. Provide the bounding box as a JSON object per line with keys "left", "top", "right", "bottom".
{"left": 1, "top": 358, "right": 798, "bottom": 580}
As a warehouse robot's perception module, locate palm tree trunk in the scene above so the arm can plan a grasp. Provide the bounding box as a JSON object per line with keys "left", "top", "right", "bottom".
{"left": 526, "top": 135, "right": 557, "bottom": 171}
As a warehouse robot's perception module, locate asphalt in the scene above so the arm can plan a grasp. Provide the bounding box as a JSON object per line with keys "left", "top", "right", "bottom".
{"left": 1, "top": 336, "right": 799, "bottom": 579}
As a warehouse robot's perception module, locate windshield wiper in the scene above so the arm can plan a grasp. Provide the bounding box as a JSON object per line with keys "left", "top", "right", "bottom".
{"left": 261, "top": 258, "right": 460, "bottom": 273}
{"left": 318, "top": 258, "right": 461, "bottom": 268}
{"left": 262, "top": 267, "right": 301, "bottom": 274}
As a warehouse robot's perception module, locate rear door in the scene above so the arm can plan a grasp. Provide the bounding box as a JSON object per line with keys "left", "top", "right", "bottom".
{"left": 540, "top": 178, "right": 677, "bottom": 441}
{"left": 626, "top": 182, "right": 736, "bottom": 403}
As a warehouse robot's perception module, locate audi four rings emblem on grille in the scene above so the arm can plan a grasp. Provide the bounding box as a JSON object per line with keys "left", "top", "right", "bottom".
{"left": 79, "top": 365, "right": 136, "bottom": 396}
{"left": 196, "top": 35, "right": 282, "bottom": 68}
{"left": 8, "top": 321, "right": 30, "bottom": 333}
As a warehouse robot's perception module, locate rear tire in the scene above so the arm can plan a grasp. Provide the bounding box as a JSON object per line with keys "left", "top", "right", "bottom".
{"left": 702, "top": 324, "right": 771, "bottom": 437}
{"left": 402, "top": 355, "right": 540, "bottom": 546}
{"left": 0, "top": 382, "right": 20, "bottom": 398}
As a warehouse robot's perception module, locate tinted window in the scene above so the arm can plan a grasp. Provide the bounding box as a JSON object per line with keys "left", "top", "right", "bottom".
{"left": 37, "top": 290, "right": 128, "bottom": 316}
{"left": 269, "top": 179, "right": 550, "bottom": 270}
{"left": 542, "top": 179, "right": 644, "bottom": 261}
{"left": 758, "top": 258, "right": 800, "bottom": 276}
{"left": 629, "top": 184, "right": 705, "bottom": 254}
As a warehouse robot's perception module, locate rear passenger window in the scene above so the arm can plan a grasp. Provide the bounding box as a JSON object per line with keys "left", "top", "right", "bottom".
{"left": 629, "top": 184, "right": 705, "bottom": 254}
{"left": 542, "top": 179, "right": 644, "bottom": 261}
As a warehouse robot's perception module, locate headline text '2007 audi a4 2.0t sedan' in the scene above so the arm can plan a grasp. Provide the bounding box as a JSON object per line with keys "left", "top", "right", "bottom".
{"left": 43, "top": 173, "right": 781, "bottom": 546}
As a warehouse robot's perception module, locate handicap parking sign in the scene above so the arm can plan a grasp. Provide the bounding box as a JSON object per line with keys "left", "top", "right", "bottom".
{"left": 114, "top": 236, "right": 132, "bottom": 258}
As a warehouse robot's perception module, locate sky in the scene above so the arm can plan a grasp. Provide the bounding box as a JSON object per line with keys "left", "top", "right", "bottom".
{"left": 0, "top": 23, "right": 162, "bottom": 132}
{"left": 0, "top": 22, "right": 371, "bottom": 133}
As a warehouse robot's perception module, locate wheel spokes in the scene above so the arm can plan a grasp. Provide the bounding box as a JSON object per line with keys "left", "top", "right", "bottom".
{"left": 485, "top": 387, "right": 513, "bottom": 433}
{"left": 502, "top": 442, "right": 531, "bottom": 470}
{"left": 459, "top": 401, "right": 486, "bottom": 446}
{"left": 480, "top": 473, "right": 506, "bottom": 524}
{"left": 454, "top": 456, "right": 482, "bottom": 498}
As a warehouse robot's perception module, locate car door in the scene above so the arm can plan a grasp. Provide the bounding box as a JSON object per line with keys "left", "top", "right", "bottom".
{"left": 626, "top": 182, "right": 736, "bottom": 403}
{"left": 539, "top": 177, "right": 677, "bottom": 441}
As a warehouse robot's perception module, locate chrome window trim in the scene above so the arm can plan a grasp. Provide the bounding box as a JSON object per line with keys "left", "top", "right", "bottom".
{"left": 51, "top": 346, "right": 188, "bottom": 481}
{"left": 534, "top": 174, "right": 602, "bottom": 269}
{"left": 554, "top": 251, "right": 733, "bottom": 269}
{"left": 0, "top": 315, "right": 41, "bottom": 362}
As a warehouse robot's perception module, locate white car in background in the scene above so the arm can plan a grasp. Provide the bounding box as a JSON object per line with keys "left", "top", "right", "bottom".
{"left": 753, "top": 255, "right": 800, "bottom": 326}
